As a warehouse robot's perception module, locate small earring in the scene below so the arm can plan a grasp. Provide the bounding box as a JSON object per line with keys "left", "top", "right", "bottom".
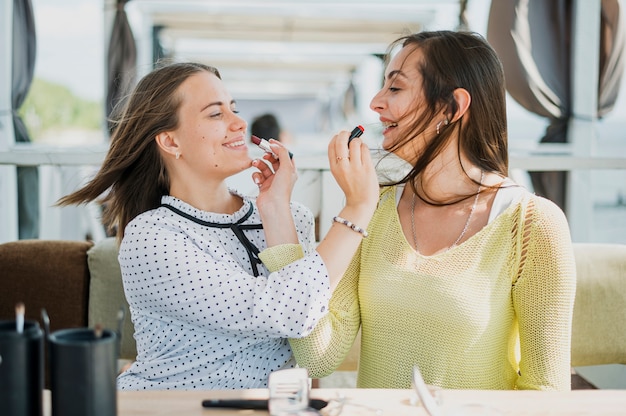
{"left": 175, "top": 151, "right": 180, "bottom": 160}
{"left": 436, "top": 118, "right": 449, "bottom": 135}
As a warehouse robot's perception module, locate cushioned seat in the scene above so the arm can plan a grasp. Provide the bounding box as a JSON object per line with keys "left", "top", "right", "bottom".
{"left": 571, "top": 243, "right": 626, "bottom": 367}
{"left": 87, "top": 237, "right": 135, "bottom": 360}
{"left": 0, "top": 239, "right": 93, "bottom": 332}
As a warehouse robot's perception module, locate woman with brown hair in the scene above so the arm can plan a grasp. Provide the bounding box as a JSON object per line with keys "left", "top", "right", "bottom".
{"left": 58, "top": 62, "right": 379, "bottom": 390}
{"left": 290, "top": 31, "right": 577, "bottom": 391}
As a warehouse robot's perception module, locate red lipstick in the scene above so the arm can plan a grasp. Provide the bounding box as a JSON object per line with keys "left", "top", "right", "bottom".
{"left": 348, "top": 125, "right": 364, "bottom": 145}
{"left": 251, "top": 135, "right": 293, "bottom": 159}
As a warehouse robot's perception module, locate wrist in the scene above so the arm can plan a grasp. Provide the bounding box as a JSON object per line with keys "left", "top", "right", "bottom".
{"left": 332, "top": 216, "right": 368, "bottom": 237}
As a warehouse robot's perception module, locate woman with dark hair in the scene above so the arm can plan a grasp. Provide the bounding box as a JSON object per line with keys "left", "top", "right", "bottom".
{"left": 58, "top": 62, "right": 380, "bottom": 389}
{"left": 290, "top": 31, "right": 576, "bottom": 391}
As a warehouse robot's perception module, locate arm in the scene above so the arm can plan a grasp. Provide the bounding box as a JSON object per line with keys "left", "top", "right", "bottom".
{"left": 289, "top": 247, "right": 362, "bottom": 378}
{"left": 513, "top": 196, "right": 577, "bottom": 391}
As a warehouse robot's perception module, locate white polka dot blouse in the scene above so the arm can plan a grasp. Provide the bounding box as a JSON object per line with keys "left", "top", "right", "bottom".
{"left": 116, "top": 192, "right": 330, "bottom": 390}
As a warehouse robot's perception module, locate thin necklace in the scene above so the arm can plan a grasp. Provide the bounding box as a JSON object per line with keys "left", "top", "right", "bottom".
{"left": 411, "top": 171, "right": 484, "bottom": 253}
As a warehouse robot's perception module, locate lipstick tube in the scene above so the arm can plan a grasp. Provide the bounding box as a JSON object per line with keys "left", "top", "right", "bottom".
{"left": 251, "top": 135, "right": 293, "bottom": 159}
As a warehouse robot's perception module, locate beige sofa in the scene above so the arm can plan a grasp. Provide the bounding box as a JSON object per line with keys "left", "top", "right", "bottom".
{"left": 1, "top": 239, "right": 625, "bottom": 389}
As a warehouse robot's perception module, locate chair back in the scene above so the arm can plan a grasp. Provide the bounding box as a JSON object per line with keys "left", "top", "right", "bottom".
{"left": 87, "top": 237, "right": 136, "bottom": 360}
{"left": 571, "top": 243, "right": 626, "bottom": 367}
{"left": 0, "top": 239, "right": 93, "bottom": 331}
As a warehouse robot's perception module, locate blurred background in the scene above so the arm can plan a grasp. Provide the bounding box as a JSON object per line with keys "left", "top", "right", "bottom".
{"left": 1, "top": 0, "right": 625, "bottom": 244}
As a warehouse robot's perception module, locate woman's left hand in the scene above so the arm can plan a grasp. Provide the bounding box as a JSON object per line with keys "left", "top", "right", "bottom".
{"left": 252, "top": 140, "right": 299, "bottom": 246}
{"left": 252, "top": 139, "right": 298, "bottom": 207}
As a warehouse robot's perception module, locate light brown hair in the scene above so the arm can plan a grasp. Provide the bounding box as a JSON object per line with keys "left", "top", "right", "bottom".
{"left": 57, "top": 62, "right": 221, "bottom": 241}
{"left": 382, "top": 31, "right": 508, "bottom": 203}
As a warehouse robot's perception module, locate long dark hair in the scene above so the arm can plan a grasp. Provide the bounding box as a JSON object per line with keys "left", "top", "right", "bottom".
{"left": 57, "top": 62, "right": 221, "bottom": 241}
{"left": 382, "top": 31, "right": 508, "bottom": 203}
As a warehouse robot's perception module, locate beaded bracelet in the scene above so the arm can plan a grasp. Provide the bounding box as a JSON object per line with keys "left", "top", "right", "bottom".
{"left": 332, "top": 216, "right": 369, "bottom": 238}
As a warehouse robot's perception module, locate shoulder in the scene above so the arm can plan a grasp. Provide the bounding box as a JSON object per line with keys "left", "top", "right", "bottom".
{"left": 378, "top": 185, "right": 397, "bottom": 204}
{"left": 519, "top": 193, "right": 573, "bottom": 254}
{"left": 122, "top": 206, "right": 185, "bottom": 245}
{"left": 125, "top": 206, "right": 168, "bottom": 232}
{"left": 524, "top": 193, "right": 569, "bottom": 228}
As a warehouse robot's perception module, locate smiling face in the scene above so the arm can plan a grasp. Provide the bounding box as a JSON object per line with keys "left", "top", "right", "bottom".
{"left": 171, "top": 70, "right": 250, "bottom": 181}
{"left": 369, "top": 45, "right": 435, "bottom": 163}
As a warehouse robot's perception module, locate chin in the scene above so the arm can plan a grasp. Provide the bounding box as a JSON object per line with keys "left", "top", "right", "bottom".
{"left": 381, "top": 136, "right": 395, "bottom": 152}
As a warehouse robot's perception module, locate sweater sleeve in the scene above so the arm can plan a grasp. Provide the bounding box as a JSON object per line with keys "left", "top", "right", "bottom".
{"left": 513, "top": 196, "right": 577, "bottom": 391}
{"left": 259, "top": 244, "right": 305, "bottom": 272}
{"left": 258, "top": 200, "right": 317, "bottom": 272}
{"left": 289, "top": 245, "right": 362, "bottom": 378}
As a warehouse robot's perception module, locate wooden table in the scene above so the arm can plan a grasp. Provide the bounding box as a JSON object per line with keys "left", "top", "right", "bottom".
{"left": 43, "top": 388, "right": 626, "bottom": 415}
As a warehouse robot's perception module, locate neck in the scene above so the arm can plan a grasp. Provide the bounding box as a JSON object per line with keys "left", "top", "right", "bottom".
{"left": 404, "top": 136, "right": 483, "bottom": 202}
{"left": 170, "top": 180, "right": 242, "bottom": 214}
{"left": 414, "top": 163, "right": 483, "bottom": 205}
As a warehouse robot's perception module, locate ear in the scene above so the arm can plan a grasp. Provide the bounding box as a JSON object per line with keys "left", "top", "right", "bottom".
{"left": 155, "top": 131, "right": 179, "bottom": 158}
{"left": 449, "top": 87, "right": 471, "bottom": 122}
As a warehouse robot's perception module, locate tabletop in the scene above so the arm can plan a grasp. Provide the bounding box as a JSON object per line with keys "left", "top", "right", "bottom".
{"left": 43, "top": 387, "right": 626, "bottom": 415}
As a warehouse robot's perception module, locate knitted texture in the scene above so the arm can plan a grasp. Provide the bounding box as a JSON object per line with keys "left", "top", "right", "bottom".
{"left": 260, "top": 244, "right": 305, "bottom": 272}
{"left": 290, "top": 185, "right": 576, "bottom": 391}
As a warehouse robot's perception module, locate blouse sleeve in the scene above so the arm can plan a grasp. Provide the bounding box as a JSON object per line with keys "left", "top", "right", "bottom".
{"left": 119, "top": 205, "right": 329, "bottom": 340}
{"left": 289, "top": 245, "right": 362, "bottom": 378}
{"left": 513, "top": 196, "right": 577, "bottom": 391}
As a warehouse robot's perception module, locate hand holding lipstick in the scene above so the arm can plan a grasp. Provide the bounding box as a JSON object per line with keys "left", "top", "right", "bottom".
{"left": 251, "top": 138, "right": 299, "bottom": 247}
{"left": 251, "top": 138, "right": 297, "bottom": 198}
{"left": 328, "top": 126, "right": 379, "bottom": 211}
{"left": 251, "top": 135, "right": 293, "bottom": 159}
{"left": 312, "top": 126, "right": 379, "bottom": 290}
{"left": 347, "top": 125, "right": 364, "bottom": 145}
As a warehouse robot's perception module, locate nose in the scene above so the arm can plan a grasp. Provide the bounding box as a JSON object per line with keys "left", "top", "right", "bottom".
{"left": 230, "top": 111, "right": 247, "bottom": 132}
{"left": 369, "top": 89, "right": 385, "bottom": 113}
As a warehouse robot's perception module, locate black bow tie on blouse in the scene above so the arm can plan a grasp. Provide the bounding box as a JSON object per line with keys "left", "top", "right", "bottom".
{"left": 160, "top": 202, "right": 264, "bottom": 276}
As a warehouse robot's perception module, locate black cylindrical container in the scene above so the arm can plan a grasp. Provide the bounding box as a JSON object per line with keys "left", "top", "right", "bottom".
{"left": 0, "top": 320, "right": 44, "bottom": 416}
{"left": 49, "top": 328, "right": 117, "bottom": 416}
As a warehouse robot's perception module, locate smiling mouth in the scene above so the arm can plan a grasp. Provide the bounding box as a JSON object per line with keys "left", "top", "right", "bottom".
{"left": 224, "top": 140, "right": 246, "bottom": 148}
{"left": 381, "top": 121, "right": 398, "bottom": 135}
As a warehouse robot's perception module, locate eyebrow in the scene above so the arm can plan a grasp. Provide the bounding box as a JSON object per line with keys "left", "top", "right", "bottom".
{"left": 385, "top": 69, "right": 407, "bottom": 81}
{"left": 200, "top": 99, "right": 236, "bottom": 112}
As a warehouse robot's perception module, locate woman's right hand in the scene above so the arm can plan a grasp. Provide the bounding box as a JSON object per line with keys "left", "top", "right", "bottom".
{"left": 328, "top": 130, "right": 379, "bottom": 215}
{"left": 316, "top": 130, "right": 379, "bottom": 289}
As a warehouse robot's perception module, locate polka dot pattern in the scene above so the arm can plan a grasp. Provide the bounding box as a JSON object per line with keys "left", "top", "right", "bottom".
{"left": 117, "top": 193, "right": 330, "bottom": 390}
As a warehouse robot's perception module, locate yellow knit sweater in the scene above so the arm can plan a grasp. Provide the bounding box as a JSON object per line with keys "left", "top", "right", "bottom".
{"left": 290, "top": 185, "right": 577, "bottom": 390}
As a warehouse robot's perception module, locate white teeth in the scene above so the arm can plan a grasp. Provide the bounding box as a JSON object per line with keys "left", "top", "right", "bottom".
{"left": 383, "top": 122, "right": 398, "bottom": 128}
{"left": 225, "top": 140, "right": 245, "bottom": 147}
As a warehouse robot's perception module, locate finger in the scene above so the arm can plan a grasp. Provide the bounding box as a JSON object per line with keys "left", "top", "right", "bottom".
{"left": 347, "top": 137, "right": 367, "bottom": 165}
{"left": 330, "top": 131, "right": 350, "bottom": 164}
{"left": 252, "top": 159, "right": 274, "bottom": 179}
{"left": 261, "top": 152, "right": 279, "bottom": 171}
{"left": 358, "top": 140, "right": 373, "bottom": 166}
{"left": 251, "top": 171, "right": 264, "bottom": 187}
{"left": 268, "top": 139, "right": 294, "bottom": 166}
